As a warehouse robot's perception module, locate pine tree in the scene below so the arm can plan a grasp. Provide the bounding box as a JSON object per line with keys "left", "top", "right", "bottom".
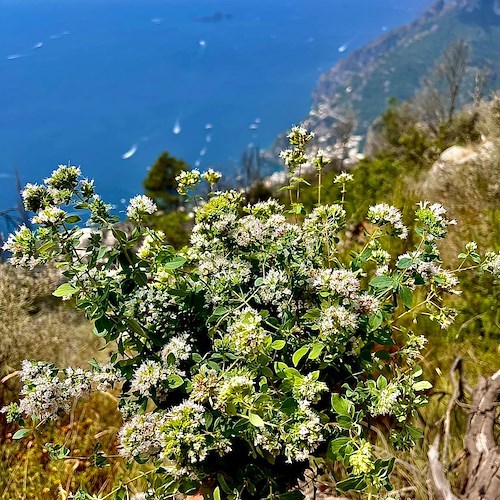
{"left": 143, "top": 152, "right": 189, "bottom": 211}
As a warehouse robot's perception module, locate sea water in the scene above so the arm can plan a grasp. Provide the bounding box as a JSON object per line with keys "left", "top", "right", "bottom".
{"left": 0, "top": 0, "right": 433, "bottom": 211}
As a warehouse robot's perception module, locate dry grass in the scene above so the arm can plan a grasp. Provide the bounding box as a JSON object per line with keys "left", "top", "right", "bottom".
{"left": 0, "top": 263, "right": 101, "bottom": 383}
{"left": 0, "top": 393, "right": 140, "bottom": 500}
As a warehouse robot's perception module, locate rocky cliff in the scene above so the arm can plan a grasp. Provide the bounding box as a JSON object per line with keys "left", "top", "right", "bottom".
{"left": 274, "top": 0, "right": 500, "bottom": 156}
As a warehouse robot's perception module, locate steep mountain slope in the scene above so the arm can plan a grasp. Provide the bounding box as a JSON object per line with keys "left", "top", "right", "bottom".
{"left": 283, "top": 0, "right": 500, "bottom": 149}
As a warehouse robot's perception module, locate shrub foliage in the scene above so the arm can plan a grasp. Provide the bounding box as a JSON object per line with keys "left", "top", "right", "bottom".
{"left": 2, "top": 128, "right": 498, "bottom": 499}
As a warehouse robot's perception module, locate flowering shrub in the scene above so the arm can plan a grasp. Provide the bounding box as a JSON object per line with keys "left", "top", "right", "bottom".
{"left": 2, "top": 128, "right": 498, "bottom": 499}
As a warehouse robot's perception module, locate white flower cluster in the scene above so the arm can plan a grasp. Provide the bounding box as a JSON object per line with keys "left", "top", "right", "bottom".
{"left": 176, "top": 169, "right": 201, "bottom": 195}
{"left": 22, "top": 165, "right": 82, "bottom": 215}
{"left": 286, "top": 125, "right": 314, "bottom": 144}
{"left": 119, "top": 411, "right": 167, "bottom": 459}
{"left": 201, "top": 168, "right": 222, "bottom": 188}
{"left": 31, "top": 206, "right": 66, "bottom": 226}
{"left": 218, "top": 308, "right": 267, "bottom": 357}
{"left": 334, "top": 172, "right": 354, "bottom": 184}
{"left": 367, "top": 203, "right": 408, "bottom": 239}
{"left": 2, "top": 225, "right": 39, "bottom": 268}
{"left": 197, "top": 254, "right": 252, "bottom": 304}
{"left": 233, "top": 215, "right": 268, "bottom": 247}
{"left": 313, "top": 149, "right": 330, "bottom": 171}
{"left": 258, "top": 268, "right": 292, "bottom": 309}
{"left": 415, "top": 201, "right": 456, "bottom": 241}
{"left": 397, "top": 252, "right": 460, "bottom": 292}
{"left": 44, "top": 164, "right": 81, "bottom": 191}
{"left": 162, "top": 334, "right": 192, "bottom": 363}
{"left": 127, "top": 285, "right": 179, "bottom": 336}
{"left": 126, "top": 195, "right": 157, "bottom": 221}
{"left": 4, "top": 361, "right": 100, "bottom": 422}
{"left": 350, "top": 292, "right": 381, "bottom": 315}
{"left": 214, "top": 373, "right": 255, "bottom": 411}
{"left": 371, "top": 383, "right": 402, "bottom": 416}
{"left": 482, "top": 251, "right": 500, "bottom": 277}
{"left": 190, "top": 367, "right": 220, "bottom": 403}
{"left": 130, "top": 360, "right": 182, "bottom": 397}
{"left": 302, "top": 204, "right": 346, "bottom": 242}
{"left": 283, "top": 408, "right": 324, "bottom": 463}
{"left": 370, "top": 248, "right": 391, "bottom": 265}
{"left": 430, "top": 307, "right": 458, "bottom": 329}
{"left": 402, "top": 334, "right": 428, "bottom": 363}
{"left": 291, "top": 373, "right": 328, "bottom": 406}
{"left": 92, "top": 363, "right": 122, "bottom": 391}
{"left": 308, "top": 268, "right": 360, "bottom": 298}
{"left": 320, "top": 305, "right": 358, "bottom": 339}
{"left": 349, "top": 440, "right": 375, "bottom": 476}
{"left": 138, "top": 231, "right": 165, "bottom": 260}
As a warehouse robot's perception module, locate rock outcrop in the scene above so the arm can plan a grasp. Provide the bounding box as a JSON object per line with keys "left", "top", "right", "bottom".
{"left": 273, "top": 0, "right": 500, "bottom": 155}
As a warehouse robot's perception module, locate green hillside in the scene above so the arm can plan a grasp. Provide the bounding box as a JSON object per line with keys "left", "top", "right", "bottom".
{"left": 292, "top": 0, "right": 500, "bottom": 146}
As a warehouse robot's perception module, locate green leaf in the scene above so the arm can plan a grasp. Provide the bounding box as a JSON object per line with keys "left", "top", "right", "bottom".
{"left": 167, "top": 374, "right": 184, "bottom": 389}
{"left": 303, "top": 308, "right": 321, "bottom": 321}
{"left": 65, "top": 215, "right": 82, "bottom": 224}
{"left": 413, "top": 380, "right": 432, "bottom": 391}
{"left": 217, "top": 474, "right": 232, "bottom": 494}
{"left": 161, "top": 255, "right": 187, "bottom": 270}
{"left": 213, "top": 486, "right": 221, "bottom": 500}
{"left": 400, "top": 285, "right": 413, "bottom": 309}
{"left": 308, "top": 342, "right": 324, "bottom": 360}
{"left": 377, "top": 375, "right": 388, "bottom": 390}
{"left": 397, "top": 257, "right": 413, "bottom": 269}
{"left": 457, "top": 252, "right": 467, "bottom": 260}
{"left": 93, "top": 316, "right": 113, "bottom": 337}
{"left": 292, "top": 346, "right": 309, "bottom": 367}
{"left": 248, "top": 412, "right": 265, "bottom": 428}
{"left": 271, "top": 340, "right": 286, "bottom": 350}
{"left": 38, "top": 240, "right": 56, "bottom": 254}
{"left": 331, "top": 394, "right": 351, "bottom": 417}
{"left": 336, "top": 476, "right": 366, "bottom": 492}
{"left": 13, "top": 429, "right": 30, "bottom": 440}
{"left": 212, "top": 306, "right": 228, "bottom": 316}
{"left": 53, "top": 283, "right": 77, "bottom": 298}
{"left": 289, "top": 203, "right": 306, "bottom": 215}
{"left": 368, "top": 310, "right": 384, "bottom": 330}
{"left": 327, "top": 437, "right": 350, "bottom": 459}
{"left": 407, "top": 424, "right": 424, "bottom": 440}
{"left": 369, "top": 275, "right": 394, "bottom": 289}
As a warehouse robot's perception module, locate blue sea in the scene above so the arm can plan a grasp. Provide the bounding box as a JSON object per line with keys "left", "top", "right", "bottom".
{"left": 0, "top": 0, "right": 433, "bottom": 212}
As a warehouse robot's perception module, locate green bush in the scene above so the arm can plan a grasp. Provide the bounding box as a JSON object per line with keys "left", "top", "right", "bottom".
{"left": 3, "top": 128, "right": 497, "bottom": 499}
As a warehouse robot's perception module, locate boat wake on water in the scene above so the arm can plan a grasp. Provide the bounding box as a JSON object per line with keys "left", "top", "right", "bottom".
{"left": 121, "top": 144, "right": 138, "bottom": 160}
{"left": 173, "top": 118, "right": 182, "bottom": 135}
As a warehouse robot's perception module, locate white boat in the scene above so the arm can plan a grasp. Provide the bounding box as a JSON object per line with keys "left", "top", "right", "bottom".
{"left": 33, "top": 42, "right": 43, "bottom": 49}
{"left": 204, "top": 123, "right": 213, "bottom": 130}
{"left": 199, "top": 39, "right": 207, "bottom": 48}
{"left": 249, "top": 123, "right": 259, "bottom": 130}
{"left": 338, "top": 43, "right": 348, "bottom": 53}
{"left": 7, "top": 54, "right": 22, "bottom": 60}
{"left": 122, "top": 144, "right": 137, "bottom": 160}
{"left": 173, "top": 119, "right": 182, "bottom": 135}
